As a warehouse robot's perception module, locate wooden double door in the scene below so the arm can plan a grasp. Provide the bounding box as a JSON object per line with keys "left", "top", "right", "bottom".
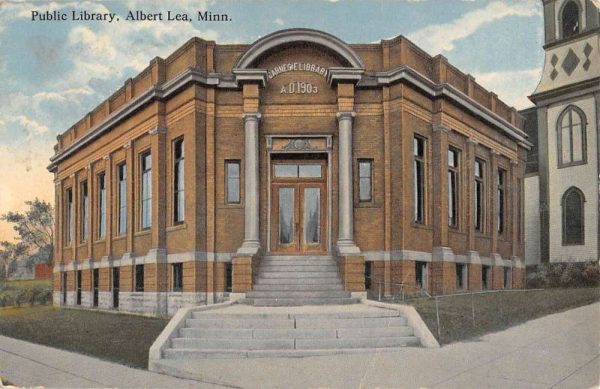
{"left": 271, "top": 158, "right": 327, "bottom": 253}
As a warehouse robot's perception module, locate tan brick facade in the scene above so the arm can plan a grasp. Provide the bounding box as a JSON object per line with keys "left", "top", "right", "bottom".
{"left": 49, "top": 29, "right": 527, "bottom": 316}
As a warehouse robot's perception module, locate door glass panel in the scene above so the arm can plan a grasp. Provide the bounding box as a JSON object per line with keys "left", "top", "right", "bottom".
{"left": 275, "top": 164, "right": 298, "bottom": 177}
{"left": 279, "top": 188, "right": 294, "bottom": 244}
{"left": 304, "top": 188, "right": 320, "bottom": 244}
{"left": 298, "top": 164, "right": 322, "bottom": 178}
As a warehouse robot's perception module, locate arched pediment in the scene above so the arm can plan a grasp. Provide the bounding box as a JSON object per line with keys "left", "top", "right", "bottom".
{"left": 234, "top": 28, "right": 364, "bottom": 70}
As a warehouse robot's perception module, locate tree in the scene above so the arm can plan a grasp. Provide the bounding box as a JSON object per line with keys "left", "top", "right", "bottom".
{"left": 0, "top": 241, "right": 28, "bottom": 281}
{"left": 1, "top": 198, "right": 54, "bottom": 263}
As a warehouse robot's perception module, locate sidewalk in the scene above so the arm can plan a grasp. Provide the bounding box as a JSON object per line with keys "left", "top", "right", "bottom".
{"left": 1, "top": 302, "right": 598, "bottom": 388}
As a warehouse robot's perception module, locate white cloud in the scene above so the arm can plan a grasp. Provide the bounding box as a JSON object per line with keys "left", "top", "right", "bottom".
{"left": 14, "top": 115, "right": 49, "bottom": 138}
{"left": 408, "top": 1, "right": 540, "bottom": 54}
{"left": 472, "top": 68, "right": 541, "bottom": 109}
{"left": 274, "top": 18, "right": 285, "bottom": 26}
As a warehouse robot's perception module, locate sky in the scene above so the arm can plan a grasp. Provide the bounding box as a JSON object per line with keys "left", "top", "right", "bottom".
{"left": 0, "top": 0, "right": 544, "bottom": 241}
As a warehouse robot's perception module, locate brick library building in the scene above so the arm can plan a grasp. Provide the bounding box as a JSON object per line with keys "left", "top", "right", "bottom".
{"left": 49, "top": 29, "right": 529, "bottom": 316}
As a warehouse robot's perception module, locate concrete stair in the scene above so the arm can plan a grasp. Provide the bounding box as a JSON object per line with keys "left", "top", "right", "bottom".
{"left": 162, "top": 308, "right": 420, "bottom": 359}
{"left": 245, "top": 255, "right": 358, "bottom": 306}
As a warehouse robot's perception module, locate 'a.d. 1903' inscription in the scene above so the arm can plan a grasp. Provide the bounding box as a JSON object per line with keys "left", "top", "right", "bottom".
{"left": 280, "top": 82, "right": 319, "bottom": 94}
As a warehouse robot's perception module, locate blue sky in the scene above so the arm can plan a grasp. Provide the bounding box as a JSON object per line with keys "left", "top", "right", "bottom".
{"left": 0, "top": 0, "right": 543, "bottom": 240}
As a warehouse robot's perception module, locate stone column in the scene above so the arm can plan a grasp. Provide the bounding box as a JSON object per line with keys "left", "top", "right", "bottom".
{"left": 466, "top": 138, "right": 477, "bottom": 251}
{"left": 237, "top": 112, "right": 261, "bottom": 255}
{"left": 336, "top": 111, "right": 360, "bottom": 254}
{"left": 104, "top": 154, "right": 113, "bottom": 258}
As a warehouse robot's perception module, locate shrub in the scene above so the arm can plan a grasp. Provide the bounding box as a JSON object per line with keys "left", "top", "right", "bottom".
{"left": 527, "top": 261, "right": 600, "bottom": 289}
{"left": 583, "top": 262, "right": 600, "bottom": 287}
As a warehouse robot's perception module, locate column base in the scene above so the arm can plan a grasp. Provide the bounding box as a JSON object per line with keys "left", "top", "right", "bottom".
{"left": 236, "top": 240, "right": 261, "bottom": 256}
{"left": 336, "top": 240, "right": 360, "bottom": 255}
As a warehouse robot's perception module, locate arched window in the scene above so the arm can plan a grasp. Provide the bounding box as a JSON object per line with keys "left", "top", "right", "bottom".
{"left": 561, "top": 1, "right": 581, "bottom": 39}
{"left": 562, "top": 187, "right": 585, "bottom": 245}
{"left": 557, "top": 106, "right": 587, "bottom": 167}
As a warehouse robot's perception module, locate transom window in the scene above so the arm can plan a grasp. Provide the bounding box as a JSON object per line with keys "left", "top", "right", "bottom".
{"left": 274, "top": 164, "right": 322, "bottom": 178}
{"left": 562, "top": 187, "right": 585, "bottom": 245}
{"left": 561, "top": 1, "right": 580, "bottom": 39}
{"left": 557, "top": 106, "right": 587, "bottom": 168}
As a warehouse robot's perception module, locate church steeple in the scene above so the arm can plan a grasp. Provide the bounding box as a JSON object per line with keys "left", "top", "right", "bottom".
{"left": 542, "top": 0, "right": 599, "bottom": 46}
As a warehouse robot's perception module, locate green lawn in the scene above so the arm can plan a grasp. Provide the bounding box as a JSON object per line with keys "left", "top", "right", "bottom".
{"left": 406, "top": 287, "right": 600, "bottom": 345}
{"left": 0, "top": 306, "right": 168, "bottom": 368}
{"left": 3, "top": 279, "right": 52, "bottom": 289}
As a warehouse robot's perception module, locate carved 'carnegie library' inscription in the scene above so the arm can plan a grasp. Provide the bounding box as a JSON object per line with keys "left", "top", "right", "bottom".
{"left": 267, "top": 62, "right": 328, "bottom": 94}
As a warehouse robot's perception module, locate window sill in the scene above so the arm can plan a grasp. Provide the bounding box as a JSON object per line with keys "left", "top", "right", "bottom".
{"left": 448, "top": 229, "right": 466, "bottom": 235}
{"left": 218, "top": 204, "right": 243, "bottom": 209}
{"left": 94, "top": 239, "right": 106, "bottom": 244}
{"left": 558, "top": 160, "right": 587, "bottom": 169}
{"left": 112, "top": 235, "right": 126, "bottom": 241}
{"left": 411, "top": 223, "right": 432, "bottom": 231}
{"left": 134, "top": 229, "right": 151, "bottom": 237}
{"left": 355, "top": 202, "right": 380, "bottom": 209}
{"left": 167, "top": 224, "right": 187, "bottom": 232}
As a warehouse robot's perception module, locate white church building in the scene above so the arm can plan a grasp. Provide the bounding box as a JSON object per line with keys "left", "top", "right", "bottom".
{"left": 523, "top": 0, "right": 599, "bottom": 264}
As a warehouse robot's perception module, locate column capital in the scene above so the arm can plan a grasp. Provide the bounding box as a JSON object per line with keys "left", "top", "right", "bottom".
{"left": 432, "top": 123, "right": 450, "bottom": 133}
{"left": 148, "top": 125, "right": 167, "bottom": 136}
{"left": 122, "top": 140, "right": 132, "bottom": 149}
{"left": 243, "top": 112, "right": 262, "bottom": 122}
{"left": 336, "top": 111, "right": 356, "bottom": 121}
{"left": 466, "top": 137, "right": 478, "bottom": 145}
{"left": 510, "top": 159, "right": 519, "bottom": 166}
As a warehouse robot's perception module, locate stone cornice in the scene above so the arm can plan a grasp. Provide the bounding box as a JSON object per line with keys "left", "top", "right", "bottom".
{"left": 48, "top": 64, "right": 529, "bottom": 171}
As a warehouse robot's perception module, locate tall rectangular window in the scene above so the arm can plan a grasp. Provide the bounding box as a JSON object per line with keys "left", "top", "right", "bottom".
{"left": 81, "top": 181, "right": 88, "bottom": 242}
{"left": 140, "top": 152, "right": 152, "bottom": 230}
{"left": 358, "top": 159, "right": 372, "bottom": 202}
{"left": 172, "top": 263, "right": 183, "bottom": 292}
{"left": 503, "top": 267, "right": 511, "bottom": 289}
{"left": 448, "top": 148, "right": 459, "bottom": 228}
{"left": 66, "top": 188, "right": 73, "bottom": 245}
{"left": 497, "top": 168, "right": 506, "bottom": 234}
{"left": 226, "top": 160, "right": 240, "bottom": 204}
{"left": 474, "top": 159, "right": 485, "bottom": 232}
{"left": 456, "top": 263, "right": 467, "bottom": 290}
{"left": 482, "top": 265, "right": 490, "bottom": 290}
{"left": 98, "top": 173, "right": 106, "bottom": 239}
{"left": 173, "top": 139, "right": 185, "bottom": 224}
{"left": 415, "top": 261, "right": 427, "bottom": 289}
{"left": 117, "top": 163, "right": 127, "bottom": 235}
{"left": 413, "top": 136, "right": 426, "bottom": 224}
{"left": 135, "top": 264, "right": 144, "bottom": 292}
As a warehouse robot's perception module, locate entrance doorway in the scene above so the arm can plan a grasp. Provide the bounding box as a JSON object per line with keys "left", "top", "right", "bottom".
{"left": 271, "top": 157, "right": 327, "bottom": 253}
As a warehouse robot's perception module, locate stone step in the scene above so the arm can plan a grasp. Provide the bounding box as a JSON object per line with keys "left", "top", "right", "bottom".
{"left": 261, "top": 259, "right": 337, "bottom": 266}
{"left": 250, "top": 297, "right": 360, "bottom": 306}
{"left": 258, "top": 271, "right": 340, "bottom": 279}
{"left": 259, "top": 265, "right": 338, "bottom": 272}
{"left": 295, "top": 316, "right": 408, "bottom": 329}
{"left": 190, "top": 312, "right": 290, "bottom": 320}
{"left": 252, "top": 283, "right": 344, "bottom": 292}
{"left": 179, "top": 327, "right": 338, "bottom": 340}
{"left": 246, "top": 290, "right": 351, "bottom": 299}
{"left": 255, "top": 277, "right": 342, "bottom": 285}
{"left": 163, "top": 346, "right": 417, "bottom": 360}
{"left": 336, "top": 326, "right": 414, "bottom": 338}
{"left": 185, "top": 318, "right": 294, "bottom": 329}
{"left": 171, "top": 338, "right": 294, "bottom": 350}
{"left": 295, "top": 336, "right": 420, "bottom": 350}
{"left": 263, "top": 256, "right": 334, "bottom": 261}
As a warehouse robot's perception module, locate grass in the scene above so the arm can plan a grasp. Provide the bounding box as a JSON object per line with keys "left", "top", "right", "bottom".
{"left": 0, "top": 306, "right": 168, "bottom": 368}
{"left": 2, "top": 279, "right": 52, "bottom": 289}
{"left": 405, "top": 287, "right": 600, "bottom": 345}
